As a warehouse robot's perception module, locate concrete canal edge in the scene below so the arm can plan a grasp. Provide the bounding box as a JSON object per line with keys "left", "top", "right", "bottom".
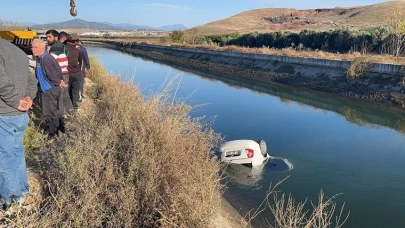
{"left": 216, "top": 198, "right": 250, "bottom": 228}
{"left": 85, "top": 40, "right": 405, "bottom": 108}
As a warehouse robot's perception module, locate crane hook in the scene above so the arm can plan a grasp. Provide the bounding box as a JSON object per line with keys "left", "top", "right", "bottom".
{"left": 70, "top": 7, "right": 77, "bottom": 16}
{"left": 70, "top": 0, "right": 77, "bottom": 16}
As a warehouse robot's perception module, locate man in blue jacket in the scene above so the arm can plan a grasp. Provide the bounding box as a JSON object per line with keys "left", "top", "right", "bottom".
{"left": 0, "top": 38, "right": 37, "bottom": 208}
{"left": 31, "top": 39, "right": 67, "bottom": 138}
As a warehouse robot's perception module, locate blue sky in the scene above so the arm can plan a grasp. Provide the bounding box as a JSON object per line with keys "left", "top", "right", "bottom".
{"left": 1, "top": 0, "right": 387, "bottom": 27}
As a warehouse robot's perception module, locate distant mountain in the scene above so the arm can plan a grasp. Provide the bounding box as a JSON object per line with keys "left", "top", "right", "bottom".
{"left": 32, "top": 19, "right": 121, "bottom": 30}
{"left": 104, "top": 22, "right": 187, "bottom": 31}
{"left": 156, "top": 24, "right": 188, "bottom": 31}
{"left": 103, "top": 22, "right": 154, "bottom": 30}
{"left": 28, "top": 19, "right": 187, "bottom": 31}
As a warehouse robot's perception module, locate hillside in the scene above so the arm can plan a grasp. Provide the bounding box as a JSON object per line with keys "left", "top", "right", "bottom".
{"left": 196, "top": 1, "right": 405, "bottom": 35}
{"left": 156, "top": 24, "right": 188, "bottom": 31}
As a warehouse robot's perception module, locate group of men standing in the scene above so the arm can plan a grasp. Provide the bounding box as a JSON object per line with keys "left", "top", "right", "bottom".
{"left": 34, "top": 30, "right": 90, "bottom": 138}
{"left": 0, "top": 29, "right": 90, "bottom": 211}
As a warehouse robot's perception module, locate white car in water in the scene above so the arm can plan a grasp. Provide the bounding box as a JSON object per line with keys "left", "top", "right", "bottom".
{"left": 219, "top": 140, "right": 269, "bottom": 166}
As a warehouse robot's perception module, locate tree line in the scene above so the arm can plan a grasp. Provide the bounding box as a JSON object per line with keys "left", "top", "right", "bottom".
{"left": 169, "top": 11, "right": 405, "bottom": 57}
{"left": 207, "top": 28, "right": 400, "bottom": 56}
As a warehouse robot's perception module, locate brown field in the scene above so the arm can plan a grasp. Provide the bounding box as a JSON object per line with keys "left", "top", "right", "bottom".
{"left": 196, "top": 1, "right": 405, "bottom": 35}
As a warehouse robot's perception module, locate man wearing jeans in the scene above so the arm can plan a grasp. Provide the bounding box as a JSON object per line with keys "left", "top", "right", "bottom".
{"left": 0, "top": 38, "right": 37, "bottom": 208}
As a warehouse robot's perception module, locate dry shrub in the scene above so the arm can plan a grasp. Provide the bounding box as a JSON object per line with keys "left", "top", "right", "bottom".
{"left": 281, "top": 48, "right": 295, "bottom": 57}
{"left": 268, "top": 191, "right": 348, "bottom": 228}
{"left": 248, "top": 178, "right": 349, "bottom": 228}
{"left": 15, "top": 58, "right": 223, "bottom": 227}
{"left": 347, "top": 57, "right": 371, "bottom": 78}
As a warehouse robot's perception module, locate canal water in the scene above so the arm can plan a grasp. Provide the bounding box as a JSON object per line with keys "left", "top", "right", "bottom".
{"left": 87, "top": 46, "right": 405, "bottom": 228}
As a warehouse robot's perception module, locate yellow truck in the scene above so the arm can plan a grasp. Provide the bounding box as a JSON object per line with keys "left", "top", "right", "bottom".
{"left": 0, "top": 0, "right": 77, "bottom": 53}
{"left": 0, "top": 30, "right": 39, "bottom": 54}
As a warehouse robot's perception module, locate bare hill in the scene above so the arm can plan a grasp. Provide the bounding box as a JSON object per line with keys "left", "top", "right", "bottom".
{"left": 197, "top": 1, "right": 405, "bottom": 35}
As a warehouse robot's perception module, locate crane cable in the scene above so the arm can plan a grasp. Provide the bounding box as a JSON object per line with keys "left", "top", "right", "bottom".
{"left": 70, "top": 0, "right": 77, "bottom": 16}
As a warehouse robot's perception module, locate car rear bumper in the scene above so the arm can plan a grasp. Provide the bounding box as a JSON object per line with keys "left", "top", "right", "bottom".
{"left": 221, "top": 158, "right": 252, "bottom": 165}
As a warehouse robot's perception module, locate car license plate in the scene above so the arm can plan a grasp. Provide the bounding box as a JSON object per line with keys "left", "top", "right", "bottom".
{"left": 225, "top": 150, "right": 241, "bottom": 157}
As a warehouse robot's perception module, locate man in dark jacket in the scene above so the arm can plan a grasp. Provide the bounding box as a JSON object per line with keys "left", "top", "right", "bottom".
{"left": 65, "top": 33, "right": 82, "bottom": 109}
{"left": 0, "top": 38, "right": 37, "bottom": 208}
{"left": 77, "top": 40, "right": 90, "bottom": 100}
{"left": 31, "top": 39, "right": 66, "bottom": 138}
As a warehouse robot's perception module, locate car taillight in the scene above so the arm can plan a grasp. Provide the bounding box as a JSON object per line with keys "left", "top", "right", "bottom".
{"left": 246, "top": 148, "right": 254, "bottom": 158}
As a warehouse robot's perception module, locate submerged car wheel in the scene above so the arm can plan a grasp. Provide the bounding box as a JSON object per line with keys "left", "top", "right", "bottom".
{"left": 257, "top": 140, "right": 267, "bottom": 157}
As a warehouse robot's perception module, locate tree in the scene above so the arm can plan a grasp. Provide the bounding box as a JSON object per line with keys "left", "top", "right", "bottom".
{"left": 383, "top": 10, "right": 405, "bottom": 56}
{"left": 186, "top": 27, "right": 200, "bottom": 45}
{"left": 170, "top": 30, "right": 186, "bottom": 43}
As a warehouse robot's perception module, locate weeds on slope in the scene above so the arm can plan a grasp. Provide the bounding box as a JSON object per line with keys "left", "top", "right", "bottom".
{"left": 7, "top": 57, "right": 349, "bottom": 228}
{"left": 12, "top": 58, "right": 223, "bottom": 227}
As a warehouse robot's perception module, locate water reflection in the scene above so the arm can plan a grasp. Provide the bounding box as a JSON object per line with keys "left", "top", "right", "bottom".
{"left": 224, "top": 158, "right": 293, "bottom": 188}
{"left": 117, "top": 48, "right": 405, "bottom": 135}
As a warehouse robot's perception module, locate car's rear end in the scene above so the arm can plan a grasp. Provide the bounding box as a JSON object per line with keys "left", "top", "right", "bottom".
{"left": 220, "top": 140, "right": 266, "bottom": 166}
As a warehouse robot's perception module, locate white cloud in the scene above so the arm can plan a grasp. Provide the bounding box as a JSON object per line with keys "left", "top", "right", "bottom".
{"left": 132, "top": 3, "right": 190, "bottom": 10}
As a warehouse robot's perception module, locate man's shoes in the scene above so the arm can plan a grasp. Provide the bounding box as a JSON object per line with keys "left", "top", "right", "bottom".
{"left": 17, "top": 194, "right": 37, "bottom": 211}
{"left": 59, "top": 125, "right": 66, "bottom": 134}
{"left": 47, "top": 133, "right": 57, "bottom": 141}
{"left": 74, "top": 107, "right": 83, "bottom": 113}
{"left": 0, "top": 194, "right": 38, "bottom": 217}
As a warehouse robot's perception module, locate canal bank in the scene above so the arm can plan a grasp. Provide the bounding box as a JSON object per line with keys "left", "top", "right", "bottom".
{"left": 85, "top": 41, "right": 405, "bottom": 108}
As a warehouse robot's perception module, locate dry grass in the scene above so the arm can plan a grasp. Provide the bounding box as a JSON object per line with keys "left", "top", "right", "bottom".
{"left": 175, "top": 42, "right": 405, "bottom": 65}
{"left": 5, "top": 58, "right": 224, "bottom": 227}
{"left": 247, "top": 177, "right": 349, "bottom": 228}
{"left": 118, "top": 39, "right": 405, "bottom": 65}
{"left": 268, "top": 191, "right": 348, "bottom": 228}
{"left": 188, "top": 44, "right": 405, "bottom": 65}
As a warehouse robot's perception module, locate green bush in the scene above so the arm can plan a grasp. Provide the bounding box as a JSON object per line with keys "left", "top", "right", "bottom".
{"left": 170, "top": 30, "right": 186, "bottom": 43}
